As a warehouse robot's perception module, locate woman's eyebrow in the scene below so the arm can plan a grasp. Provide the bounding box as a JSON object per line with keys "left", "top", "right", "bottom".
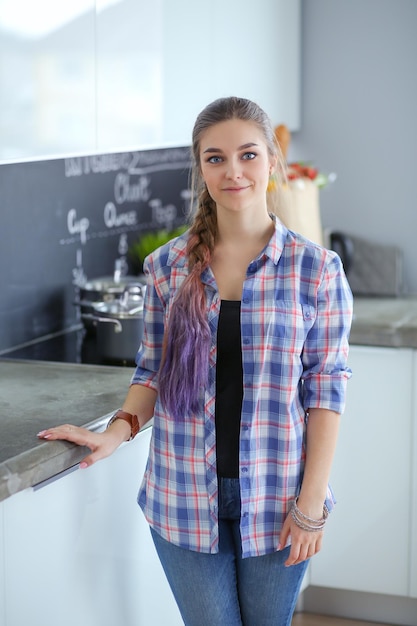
{"left": 202, "top": 142, "right": 259, "bottom": 154}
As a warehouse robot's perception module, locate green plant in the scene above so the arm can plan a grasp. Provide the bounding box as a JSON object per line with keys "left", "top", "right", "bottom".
{"left": 129, "top": 225, "right": 188, "bottom": 266}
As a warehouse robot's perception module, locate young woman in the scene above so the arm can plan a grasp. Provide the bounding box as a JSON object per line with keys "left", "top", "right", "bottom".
{"left": 38, "top": 96, "right": 353, "bottom": 625}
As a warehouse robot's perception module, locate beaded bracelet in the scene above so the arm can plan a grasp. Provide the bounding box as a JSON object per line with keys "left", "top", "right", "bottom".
{"left": 291, "top": 497, "right": 329, "bottom": 532}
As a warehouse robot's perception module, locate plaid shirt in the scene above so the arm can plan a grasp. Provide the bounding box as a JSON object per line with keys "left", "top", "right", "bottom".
{"left": 132, "top": 217, "right": 353, "bottom": 558}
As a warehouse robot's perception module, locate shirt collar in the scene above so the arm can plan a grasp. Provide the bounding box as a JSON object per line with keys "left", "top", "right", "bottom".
{"left": 263, "top": 214, "right": 288, "bottom": 265}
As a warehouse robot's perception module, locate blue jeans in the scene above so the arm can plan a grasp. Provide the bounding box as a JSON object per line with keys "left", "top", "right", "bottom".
{"left": 150, "top": 478, "right": 308, "bottom": 626}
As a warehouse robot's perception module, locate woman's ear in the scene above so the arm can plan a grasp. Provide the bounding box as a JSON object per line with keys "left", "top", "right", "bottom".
{"left": 269, "top": 155, "right": 278, "bottom": 176}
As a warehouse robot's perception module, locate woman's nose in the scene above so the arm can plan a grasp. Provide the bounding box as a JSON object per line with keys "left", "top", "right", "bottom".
{"left": 225, "top": 159, "right": 242, "bottom": 179}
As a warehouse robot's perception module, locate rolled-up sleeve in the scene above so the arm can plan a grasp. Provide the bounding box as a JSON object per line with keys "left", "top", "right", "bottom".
{"left": 301, "top": 252, "right": 353, "bottom": 414}
{"left": 130, "top": 256, "right": 166, "bottom": 390}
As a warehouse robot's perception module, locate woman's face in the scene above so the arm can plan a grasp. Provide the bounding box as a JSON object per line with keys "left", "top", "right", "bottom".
{"left": 199, "top": 118, "right": 276, "bottom": 215}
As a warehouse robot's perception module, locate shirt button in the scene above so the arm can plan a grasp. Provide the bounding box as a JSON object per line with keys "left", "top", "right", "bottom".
{"left": 242, "top": 467, "right": 248, "bottom": 473}
{"left": 248, "top": 263, "right": 256, "bottom": 273}
{"left": 243, "top": 338, "right": 250, "bottom": 345}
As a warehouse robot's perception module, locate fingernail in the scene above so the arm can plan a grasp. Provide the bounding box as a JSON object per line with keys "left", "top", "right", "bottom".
{"left": 79, "top": 462, "right": 88, "bottom": 469}
{"left": 278, "top": 543, "right": 282, "bottom": 551}
{"left": 37, "top": 431, "right": 51, "bottom": 439}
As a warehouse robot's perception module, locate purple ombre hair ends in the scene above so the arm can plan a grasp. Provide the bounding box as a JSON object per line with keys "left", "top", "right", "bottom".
{"left": 158, "top": 237, "right": 212, "bottom": 420}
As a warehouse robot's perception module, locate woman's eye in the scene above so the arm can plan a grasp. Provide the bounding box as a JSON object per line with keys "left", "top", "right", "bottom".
{"left": 207, "top": 156, "right": 223, "bottom": 164}
{"left": 242, "top": 152, "right": 256, "bottom": 160}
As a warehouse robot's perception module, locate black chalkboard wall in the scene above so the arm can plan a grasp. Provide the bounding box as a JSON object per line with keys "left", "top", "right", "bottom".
{"left": 0, "top": 147, "right": 191, "bottom": 352}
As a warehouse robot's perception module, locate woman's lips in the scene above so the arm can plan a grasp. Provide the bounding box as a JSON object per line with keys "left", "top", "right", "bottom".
{"left": 222, "top": 185, "right": 250, "bottom": 192}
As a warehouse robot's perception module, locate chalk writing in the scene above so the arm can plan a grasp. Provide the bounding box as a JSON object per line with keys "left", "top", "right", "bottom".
{"left": 67, "top": 209, "right": 90, "bottom": 245}
{"left": 64, "top": 148, "right": 190, "bottom": 178}
{"left": 72, "top": 249, "right": 87, "bottom": 286}
{"left": 65, "top": 158, "right": 83, "bottom": 177}
{"left": 103, "top": 202, "right": 138, "bottom": 228}
{"left": 118, "top": 233, "right": 129, "bottom": 256}
{"left": 114, "top": 173, "right": 151, "bottom": 204}
{"left": 149, "top": 198, "right": 177, "bottom": 229}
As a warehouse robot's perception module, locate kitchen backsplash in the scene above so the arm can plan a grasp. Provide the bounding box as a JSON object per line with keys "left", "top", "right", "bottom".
{"left": 0, "top": 147, "right": 191, "bottom": 352}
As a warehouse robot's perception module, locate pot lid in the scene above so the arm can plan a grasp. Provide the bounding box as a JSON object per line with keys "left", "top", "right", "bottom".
{"left": 81, "top": 275, "right": 146, "bottom": 293}
{"left": 92, "top": 287, "right": 144, "bottom": 318}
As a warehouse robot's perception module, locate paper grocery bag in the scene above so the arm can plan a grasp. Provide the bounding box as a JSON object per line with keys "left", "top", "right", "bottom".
{"left": 273, "top": 179, "right": 324, "bottom": 246}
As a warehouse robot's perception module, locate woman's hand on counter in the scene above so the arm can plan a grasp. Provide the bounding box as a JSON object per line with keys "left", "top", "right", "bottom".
{"left": 37, "top": 384, "right": 156, "bottom": 468}
{"left": 37, "top": 420, "right": 130, "bottom": 468}
{"left": 37, "top": 384, "right": 157, "bottom": 468}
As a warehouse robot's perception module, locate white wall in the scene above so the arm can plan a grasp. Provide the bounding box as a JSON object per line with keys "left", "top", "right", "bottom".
{"left": 290, "top": 0, "right": 417, "bottom": 293}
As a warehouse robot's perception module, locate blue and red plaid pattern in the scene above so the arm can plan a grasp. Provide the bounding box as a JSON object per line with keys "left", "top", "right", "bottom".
{"left": 131, "top": 217, "right": 353, "bottom": 557}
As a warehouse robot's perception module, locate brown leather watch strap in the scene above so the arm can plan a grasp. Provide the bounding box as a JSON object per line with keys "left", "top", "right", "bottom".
{"left": 108, "top": 409, "right": 140, "bottom": 440}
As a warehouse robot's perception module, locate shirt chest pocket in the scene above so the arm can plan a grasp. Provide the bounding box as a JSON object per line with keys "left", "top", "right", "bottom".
{"left": 272, "top": 301, "right": 317, "bottom": 351}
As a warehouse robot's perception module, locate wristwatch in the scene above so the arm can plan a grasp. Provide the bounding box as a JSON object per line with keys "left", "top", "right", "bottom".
{"left": 107, "top": 409, "right": 140, "bottom": 440}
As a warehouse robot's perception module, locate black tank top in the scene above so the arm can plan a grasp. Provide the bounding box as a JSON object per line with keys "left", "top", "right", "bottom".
{"left": 215, "top": 300, "right": 243, "bottom": 478}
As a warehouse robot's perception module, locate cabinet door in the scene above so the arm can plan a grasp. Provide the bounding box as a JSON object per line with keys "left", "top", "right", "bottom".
{"left": 2, "top": 0, "right": 301, "bottom": 161}
{"left": 410, "top": 352, "right": 417, "bottom": 598}
{"left": 3, "top": 426, "right": 183, "bottom": 626}
{"left": 0, "top": 1, "right": 96, "bottom": 162}
{"left": 98, "top": 0, "right": 301, "bottom": 151}
{"left": 309, "top": 346, "right": 413, "bottom": 596}
{"left": 0, "top": 503, "right": 5, "bottom": 625}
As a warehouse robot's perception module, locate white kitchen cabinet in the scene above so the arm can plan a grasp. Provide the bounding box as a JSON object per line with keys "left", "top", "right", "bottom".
{"left": 0, "top": 503, "right": 5, "bottom": 626}
{"left": 160, "top": 0, "right": 301, "bottom": 149}
{"left": 1, "top": 426, "right": 183, "bottom": 626}
{"left": 1, "top": 0, "right": 301, "bottom": 161}
{"left": 309, "top": 346, "right": 414, "bottom": 596}
{"left": 0, "top": 0, "right": 97, "bottom": 161}
{"left": 410, "top": 352, "right": 417, "bottom": 598}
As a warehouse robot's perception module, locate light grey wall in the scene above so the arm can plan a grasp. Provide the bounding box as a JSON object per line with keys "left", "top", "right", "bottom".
{"left": 290, "top": 0, "right": 417, "bottom": 293}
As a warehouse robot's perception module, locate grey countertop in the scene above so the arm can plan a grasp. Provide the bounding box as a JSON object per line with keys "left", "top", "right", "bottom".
{"left": 350, "top": 296, "right": 417, "bottom": 348}
{"left": 1, "top": 296, "right": 417, "bottom": 503}
{"left": 0, "top": 359, "right": 133, "bottom": 502}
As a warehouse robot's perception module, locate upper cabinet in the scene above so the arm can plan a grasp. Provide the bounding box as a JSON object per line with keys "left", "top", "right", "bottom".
{"left": 0, "top": 0, "right": 301, "bottom": 162}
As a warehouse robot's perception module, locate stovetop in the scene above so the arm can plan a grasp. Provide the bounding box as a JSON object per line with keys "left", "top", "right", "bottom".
{"left": 0, "top": 325, "right": 135, "bottom": 368}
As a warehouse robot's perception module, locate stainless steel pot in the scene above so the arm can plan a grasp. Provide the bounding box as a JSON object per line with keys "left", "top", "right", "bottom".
{"left": 75, "top": 274, "right": 146, "bottom": 333}
{"left": 82, "top": 286, "right": 144, "bottom": 363}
